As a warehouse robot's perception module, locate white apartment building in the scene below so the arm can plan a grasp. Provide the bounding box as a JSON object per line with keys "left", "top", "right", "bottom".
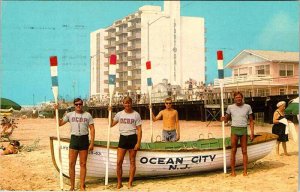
{"left": 90, "top": 1, "right": 205, "bottom": 98}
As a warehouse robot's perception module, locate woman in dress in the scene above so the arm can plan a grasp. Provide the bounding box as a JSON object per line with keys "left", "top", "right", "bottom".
{"left": 272, "top": 101, "right": 290, "bottom": 156}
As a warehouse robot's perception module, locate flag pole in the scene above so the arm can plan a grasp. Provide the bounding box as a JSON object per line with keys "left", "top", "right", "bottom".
{"left": 49, "top": 56, "right": 64, "bottom": 190}
{"left": 217, "top": 50, "right": 227, "bottom": 174}
{"left": 146, "top": 61, "right": 153, "bottom": 142}
{"left": 105, "top": 54, "right": 116, "bottom": 186}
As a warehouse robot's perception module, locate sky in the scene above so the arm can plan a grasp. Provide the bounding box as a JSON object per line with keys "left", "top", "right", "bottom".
{"left": 1, "top": 1, "right": 298, "bottom": 106}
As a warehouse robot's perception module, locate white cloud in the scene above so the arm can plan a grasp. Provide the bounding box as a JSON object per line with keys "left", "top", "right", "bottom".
{"left": 256, "top": 11, "right": 298, "bottom": 50}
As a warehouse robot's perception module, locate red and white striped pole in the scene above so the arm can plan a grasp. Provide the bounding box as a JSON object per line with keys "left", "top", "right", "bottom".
{"left": 146, "top": 61, "right": 154, "bottom": 142}
{"left": 105, "top": 54, "right": 116, "bottom": 186}
{"left": 49, "top": 56, "right": 64, "bottom": 190}
{"left": 217, "top": 50, "right": 227, "bottom": 174}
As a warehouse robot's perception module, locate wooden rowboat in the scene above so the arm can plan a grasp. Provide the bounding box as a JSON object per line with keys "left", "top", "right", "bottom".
{"left": 50, "top": 132, "right": 277, "bottom": 178}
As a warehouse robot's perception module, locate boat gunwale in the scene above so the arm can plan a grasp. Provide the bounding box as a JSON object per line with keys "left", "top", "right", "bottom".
{"left": 50, "top": 132, "right": 278, "bottom": 152}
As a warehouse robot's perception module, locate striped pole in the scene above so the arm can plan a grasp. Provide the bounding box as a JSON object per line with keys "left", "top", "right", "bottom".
{"left": 146, "top": 61, "right": 153, "bottom": 142}
{"left": 105, "top": 54, "right": 116, "bottom": 186}
{"left": 217, "top": 50, "right": 227, "bottom": 174}
{"left": 49, "top": 56, "right": 64, "bottom": 190}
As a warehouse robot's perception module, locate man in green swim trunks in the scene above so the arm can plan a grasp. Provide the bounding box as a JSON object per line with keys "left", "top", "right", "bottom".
{"left": 221, "top": 91, "right": 254, "bottom": 177}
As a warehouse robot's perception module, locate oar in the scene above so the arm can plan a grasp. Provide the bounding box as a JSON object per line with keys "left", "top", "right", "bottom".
{"left": 217, "top": 50, "right": 227, "bottom": 174}
{"left": 105, "top": 54, "right": 116, "bottom": 186}
{"left": 146, "top": 61, "right": 153, "bottom": 142}
{"left": 49, "top": 56, "right": 64, "bottom": 190}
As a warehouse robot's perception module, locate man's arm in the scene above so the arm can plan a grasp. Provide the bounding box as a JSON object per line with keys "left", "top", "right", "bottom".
{"left": 111, "top": 120, "right": 118, "bottom": 127}
{"left": 152, "top": 110, "right": 163, "bottom": 122}
{"left": 54, "top": 104, "right": 68, "bottom": 126}
{"left": 221, "top": 113, "right": 230, "bottom": 123}
{"left": 134, "top": 125, "right": 142, "bottom": 150}
{"left": 58, "top": 119, "right": 67, "bottom": 126}
{"left": 175, "top": 111, "right": 180, "bottom": 141}
{"left": 89, "top": 124, "right": 95, "bottom": 150}
{"left": 249, "top": 114, "right": 254, "bottom": 141}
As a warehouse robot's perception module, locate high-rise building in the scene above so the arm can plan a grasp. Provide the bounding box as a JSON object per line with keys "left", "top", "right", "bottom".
{"left": 90, "top": 1, "right": 205, "bottom": 99}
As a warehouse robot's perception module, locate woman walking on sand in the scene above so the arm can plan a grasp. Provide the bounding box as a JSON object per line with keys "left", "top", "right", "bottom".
{"left": 272, "top": 101, "right": 290, "bottom": 156}
{"left": 109, "top": 96, "right": 142, "bottom": 189}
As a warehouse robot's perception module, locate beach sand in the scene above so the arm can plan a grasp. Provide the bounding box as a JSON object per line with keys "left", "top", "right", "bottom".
{"left": 0, "top": 118, "right": 298, "bottom": 191}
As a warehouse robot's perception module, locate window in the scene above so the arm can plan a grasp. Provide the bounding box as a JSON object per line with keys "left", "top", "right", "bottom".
{"left": 239, "top": 67, "right": 248, "bottom": 76}
{"left": 255, "top": 65, "right": 270, "bottom": 76}
{"left": 279, "top": 88, "right": 286, "bottom": 95}
{"left": 248, "top": 67, "right": 252, "bottom": 75}
{"left": 291, "top": 89, "right": 298, "bottom": 94}
{"left": 234, "top": 69, "right": 238, "bottom": 76}
{"left": 279, "top": 64, "right": 294, "bottom": 77}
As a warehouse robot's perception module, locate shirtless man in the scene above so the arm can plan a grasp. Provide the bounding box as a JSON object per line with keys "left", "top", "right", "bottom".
{"left": 150, "top": 98, "right": 180, "bottom": 142}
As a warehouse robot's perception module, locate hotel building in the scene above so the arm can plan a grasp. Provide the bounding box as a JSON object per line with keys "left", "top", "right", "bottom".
{"left": 90, "top": 1, "right": 205, "bottom": 98}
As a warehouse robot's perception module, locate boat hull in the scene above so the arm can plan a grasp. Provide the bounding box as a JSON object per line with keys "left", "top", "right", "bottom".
{"left": 50, "top": 132, "right": 277, "bottom": 178}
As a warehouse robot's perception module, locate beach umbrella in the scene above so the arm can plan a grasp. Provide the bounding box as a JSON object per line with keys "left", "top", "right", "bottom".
{"left": 285, "top": 97, "right": 299, "bottom": 115}
{"left": 0, "top": 98, "right": 22, "bottom": 110}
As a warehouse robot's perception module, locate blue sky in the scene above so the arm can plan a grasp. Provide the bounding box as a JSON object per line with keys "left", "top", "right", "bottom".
{"left": 1, "top": 1, "right": 298, "bottom": 105}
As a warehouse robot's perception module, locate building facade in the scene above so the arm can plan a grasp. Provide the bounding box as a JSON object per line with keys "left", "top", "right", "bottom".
{"left": 90, "top": 1, "right": 205, "bottom": 99}
{"left": 214, "top": 50, "right": 299, "bottom": 97}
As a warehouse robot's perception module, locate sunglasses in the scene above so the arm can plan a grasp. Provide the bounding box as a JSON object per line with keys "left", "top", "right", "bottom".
{"left": 74, "top": 103, "right": 83, "bottom": 106}
{"left": 165, "top": 102, "right": 172, "bottom": 105}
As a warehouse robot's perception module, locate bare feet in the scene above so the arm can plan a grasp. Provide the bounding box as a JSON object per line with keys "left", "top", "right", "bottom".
{"left": 79, "top": 184, "right": 86, "bottom": 191}
{"left": 230, "top": 172, "right": 236, "bottom": 177}
{"left": 128, "top": 182, "right": 133, "bottom": 189}
{"left": 69, "top": 187, "right": 75, "bottom": 191}
{"left": 117, "top": 183, "right": 123, "bottom": 189}
{"left": 243, "top": 172, "right": 248, "bottom": 176}
{"left": 284, "top": 153, "right": 291, "bottom": 156}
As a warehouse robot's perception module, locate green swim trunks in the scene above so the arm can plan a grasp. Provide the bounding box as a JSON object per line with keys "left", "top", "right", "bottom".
{"left": 231, "top": 126, "right": 247, "bottom": 136}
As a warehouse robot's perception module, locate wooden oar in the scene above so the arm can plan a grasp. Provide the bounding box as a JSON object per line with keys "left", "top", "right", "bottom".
{"left": 49, "top": 56, "right": 64, "bottom": 190}
{"left": 105, "top": 54, "right": 116, "bottom": 186}
{"left": 217, "top": 50, "right": 227, "bottom": 174}
{"left": 146, "top": 61, "right": 153, "bottom": 142}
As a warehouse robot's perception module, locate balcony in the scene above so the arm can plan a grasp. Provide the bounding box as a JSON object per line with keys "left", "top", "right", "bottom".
{"left": 128, "top": 14, "right": 141, "bottom": 21}
{"left": 128, "top": 54, "right": 141, "bottom": 61}
{"left": 128, "top": 33, "right": 141, "bottom": 41}
{"left": 116, "top": 47, "right": 128, "bottom": 54}
{"left": 127, "top": 23, "right": 141, "bottom": 31}
{"left": 214, "top": 75, "right": 273, "bottom": 86}
{"left": 131, "top": 74, "right": 141, "bottom": 79}
{"left": 116, "top": 28, "right": 128, "bottom": 35}
{"left": 115, "top": 38, "right": 127, "bottom": 45}
{"left": 104, "top": 43, "right": 116, "bottom": 49}
{"left": 104, "top": 33, "right": 116, "bottom": 40}
{"left": 127, "top": 44, "right": 141, "bottom": 51}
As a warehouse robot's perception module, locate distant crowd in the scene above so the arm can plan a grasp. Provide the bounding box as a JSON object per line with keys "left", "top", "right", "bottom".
{"left": 88, "top": 81, "right": 215, "bottom": 107}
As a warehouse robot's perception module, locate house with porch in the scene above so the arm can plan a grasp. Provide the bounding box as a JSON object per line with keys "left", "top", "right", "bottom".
{"left": 214, "top": 49, "right": 299, "bottom": 97}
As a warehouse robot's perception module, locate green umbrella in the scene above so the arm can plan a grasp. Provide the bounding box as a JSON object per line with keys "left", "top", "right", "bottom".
{"left": 0, "top": 98, "right": 22, "bottom": 110}
{"left": 285, "top": 97, "right": 299, "bottom": 115}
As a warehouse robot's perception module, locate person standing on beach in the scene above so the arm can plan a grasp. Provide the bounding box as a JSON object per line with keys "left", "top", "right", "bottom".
{"left": 272, "top": 101, "right": 290, "bottom": 156}
{"left": 221, "top": 92, "right": 254, "bottom": 176}
{"left": 109, "top": 96, "right": 142, "bottom": 189}
{"left": 55, "top": 98, "right": 95, "bottom": 191}
{"left": 150, "top": 97, "right": 180, "bottom": 142}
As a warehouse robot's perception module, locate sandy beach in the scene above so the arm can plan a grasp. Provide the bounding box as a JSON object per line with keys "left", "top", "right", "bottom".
{"left": 0, "top": 118, "right": 298, "bottom": 191}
